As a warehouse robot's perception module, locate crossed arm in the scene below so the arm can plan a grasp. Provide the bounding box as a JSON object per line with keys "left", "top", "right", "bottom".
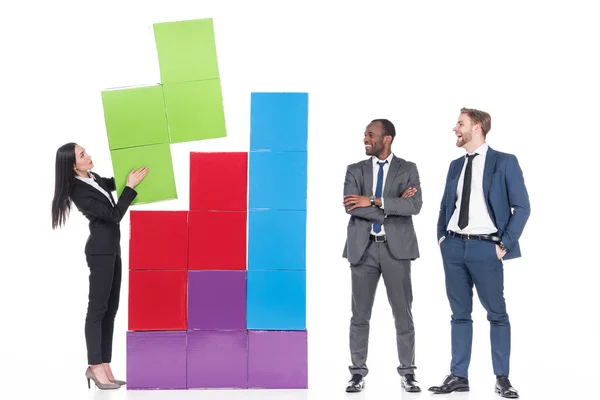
{"left": 342, "top": 168, "right": 386, "bottom": 223}
{"left": 342, "top": 164, "right": 422, "bottom": 221}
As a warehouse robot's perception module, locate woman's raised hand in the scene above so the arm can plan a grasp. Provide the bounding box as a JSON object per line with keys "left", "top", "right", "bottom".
{"left": 126, "top": 167, "right": 149, "bottom": 189}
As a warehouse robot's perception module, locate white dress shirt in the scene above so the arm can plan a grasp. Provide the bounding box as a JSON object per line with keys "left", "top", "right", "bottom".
{"left": 447, "top": 143, "right": 497, "bottom": 234}
{"left": 75, "top": 173, "right": 115, "bottom": 207}
{"left": 371, "top": 153, "right": 393, "bottom": 236}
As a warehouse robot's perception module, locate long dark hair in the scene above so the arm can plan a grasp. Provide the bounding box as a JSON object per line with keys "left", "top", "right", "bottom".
{"left": 52, "top": 142, "right": 77, "bottom": 229}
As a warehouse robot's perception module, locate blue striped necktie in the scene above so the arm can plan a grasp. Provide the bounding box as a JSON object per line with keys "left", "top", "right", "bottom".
{"left": 373, "top": 161, "right": 387, "bottom": 233}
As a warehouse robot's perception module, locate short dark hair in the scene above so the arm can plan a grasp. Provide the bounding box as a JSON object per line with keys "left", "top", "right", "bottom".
{"left": 460, "top": 107, "right": 491, "bottom": 137}
{"left": 371, "top": 118, "right": 396, "bottom": 141}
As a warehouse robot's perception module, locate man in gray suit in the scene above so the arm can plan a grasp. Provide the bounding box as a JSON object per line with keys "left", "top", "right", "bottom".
{"left": 342, "top": 119, "right": 422, "bottom": 393}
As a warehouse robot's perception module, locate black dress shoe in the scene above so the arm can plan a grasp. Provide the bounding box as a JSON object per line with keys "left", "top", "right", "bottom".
{"left": 346, "top": 374, "right": 365, "bottom": 393}
{"left": 401, "top": 374, "right": 421, "bottom": 392}
{"left": 428, "top": 374, "right": 470, "bottom": 394}
{"left": 495, "top": 376, "right": 519, "bottom": 398}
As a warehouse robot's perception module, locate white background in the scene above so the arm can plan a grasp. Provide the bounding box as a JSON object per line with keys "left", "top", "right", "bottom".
{"left": 1, "top": 0, "right": 598, "bottom": 399}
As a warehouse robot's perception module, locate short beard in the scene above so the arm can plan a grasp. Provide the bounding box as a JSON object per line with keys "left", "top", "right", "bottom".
{"left": 456, "top": 132, "right": 472, "bottom": 147}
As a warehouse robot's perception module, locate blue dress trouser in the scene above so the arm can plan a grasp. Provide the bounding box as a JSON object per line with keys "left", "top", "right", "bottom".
{"left": 440, "top": 234, "right": 510, "bottom": 378}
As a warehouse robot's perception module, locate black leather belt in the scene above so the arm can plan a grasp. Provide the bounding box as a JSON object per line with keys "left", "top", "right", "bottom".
{"left": 447, "top": 230, "right": 500, "bottom": 243}
{"left": 369, "top": 234, "right": 387, "bottom": 242}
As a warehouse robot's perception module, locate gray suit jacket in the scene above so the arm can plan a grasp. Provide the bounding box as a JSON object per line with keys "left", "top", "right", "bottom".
{"left": 342, "top": 155, "right": 422, "bottom": 264}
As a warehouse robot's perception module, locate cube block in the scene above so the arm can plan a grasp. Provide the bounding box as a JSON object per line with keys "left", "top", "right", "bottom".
{"left": 248, "top": 151, "right": 307, "bottom": 210}
{"left": 188, "top": 211, "right": 246, "bottom": 270}
{"left": 190, "top": 152, "right": 248, "bottom": 211}
{"left": 246, "top": 270, "right": 306, "bottom": 330}
{"left": 101, "top": 85, "right": 170, "bottom": 150}
{"left": 129, "top": 211, "right": 188, "bottom": 270}
{"left": 248, "top": 210, "right": 306, "bottom": 270}
{"left": 247, "top": 330, "right": 308, "bottom": 389}
{"left": 127, "top": 331, "right": 187, "bottom": 389}
{"left": 128, "top": 270, "right": 187, "bottom": 331}
{"left": 110, "top": 143, "right": 177, "bottom": 205}
{"left": 163, "top": 79, "right": 226, "bottom": 143}
{"left": 250, "top": 92, "right": 308, "bottom": 152}
{"left": 187, "top": 271, "right": 246, "bottom": 330}
{"left": 187, "top": 330, "right": 248, "bottom": 389}
{"left": 153, "top": 18, "right": 220, "bottom": 84}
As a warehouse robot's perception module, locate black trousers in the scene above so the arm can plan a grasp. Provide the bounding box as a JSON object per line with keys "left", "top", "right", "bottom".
{"left": 85, "top": 254, "right": 122, "bottom": 365}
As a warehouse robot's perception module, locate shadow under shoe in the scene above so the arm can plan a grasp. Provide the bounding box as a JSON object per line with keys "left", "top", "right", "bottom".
{"left": 495, "top": 376, "right": 519, "bottom": 398}
{"left": 428, "top": 374, "right": 470, "bottom": 393}
{"left": 401, "top": 373, "right": 421, "bottom": 392}
{"left": 346, "top": 374, "right": 365, "bottom": 393}
{"left": 85, "top": 367, "right": 120, "bottom": 390}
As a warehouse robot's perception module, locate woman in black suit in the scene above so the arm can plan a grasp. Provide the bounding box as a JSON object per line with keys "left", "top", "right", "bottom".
{"left": 51, "top": 142, "right": 148, "bottom": 389}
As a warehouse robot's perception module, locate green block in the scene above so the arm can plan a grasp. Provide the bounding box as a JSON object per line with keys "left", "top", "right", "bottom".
{"left": 153, "top": 18, "right": 219, "bottom": 84}
{"left": 101, "top": 85, "right": 170, "bottom": 150}
{"left": 163, "top": 79, "right": 227, "bottom": 143}
{"left": 110, "top": 143, "right": 177, "bottom": 205}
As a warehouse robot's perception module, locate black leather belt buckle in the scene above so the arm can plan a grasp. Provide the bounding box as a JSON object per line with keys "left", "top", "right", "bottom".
{"left": 447, "top": 230, "right": 500, "bottom": 242}
{"left": 370, "top": 234, "right": 387, "bottom": 242}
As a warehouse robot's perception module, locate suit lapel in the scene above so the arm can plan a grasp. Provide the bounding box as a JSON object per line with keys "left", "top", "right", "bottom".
{"left": 446, "top": 158, "right": 463, "bottom": 211}
{"left": 90, "top": 173, "right": 116, "bottom": 206}
{"left": 362, "top": 160, "right": 373, "bottom": 195}
{"left": 383, "top": 155, "right": 401, "bottom": 197}
{"left": 483, "top": 147, "right": 498, "bottom": 198}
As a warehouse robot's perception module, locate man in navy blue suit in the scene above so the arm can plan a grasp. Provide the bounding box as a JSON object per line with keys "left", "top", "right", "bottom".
{"left": 429, "top": 108, "right": 530, "bottom": 399}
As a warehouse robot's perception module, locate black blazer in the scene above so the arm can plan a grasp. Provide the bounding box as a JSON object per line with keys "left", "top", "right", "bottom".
{"left": 71, "top": 172, "right": 137, "bottom": 255}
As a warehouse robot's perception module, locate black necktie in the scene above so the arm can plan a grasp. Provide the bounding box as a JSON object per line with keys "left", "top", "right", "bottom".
{"left": 458, "top": 153, "right": 478, "bottom": 229}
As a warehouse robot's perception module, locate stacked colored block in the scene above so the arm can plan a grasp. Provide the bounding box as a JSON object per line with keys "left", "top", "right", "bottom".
{"left": 248, "top": 330, "right": 308, "bottom": 389}
{"left": 101, "top": 87, "right": 177, "bottom": 205}
{"left": 127, "top": 331, "right": 187, "bottom": 389}
{"left": 246, "top": 270, "right": 306, "bottom": 330}
{"left": 127, "top": 211, "right": 189, "bottom": 389}
{"left": 186, "top": 151, "right": 249, "bottom": 388}
{"left": 154, "top": 18, "right": 227, "bottom": 142}
{"left": 129, "top": 211, "right": 188, "bottom": 271}
{"left": 246, "top": 92, "right": 309, "bottom": 389}
{"left": 188, "top": 152, "right": 248, "bottom": 271}
{"left": 115, "top": 18, "right": 309, "bottom": 391}
{"left": 187, "top": 330, "right": 248, "bottom": 389}
{"left": 189, "top": 151, "right": 248, "bottom": 211}
{"left": 101, "top": 17, "right": 228, "bottom": 206}
{"left": 187, "top": 271, "right": 246, "bottom": 330}
{"left": 101, "top": 85, "right": 170, "bottom": 150}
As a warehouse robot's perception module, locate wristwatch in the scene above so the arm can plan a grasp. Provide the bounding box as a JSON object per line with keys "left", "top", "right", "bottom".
{"left": 369, "top": 195, "right": 376, "bottom": 206}
{"left": 498, "top": 242, "right": 508, "bottom": 252}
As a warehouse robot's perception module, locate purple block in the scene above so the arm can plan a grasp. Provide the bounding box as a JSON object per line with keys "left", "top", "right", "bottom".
{"left": 187, "top": 330, "right": 248, "bottom": 388}
{"left": 188, "top": 271, "right": 246, "bottom": 330}
{"left": 248, "top": 330, "right": 308, "bottom": 389}
{"left": 126, "top": 331, "right": 186, "bottom": 389}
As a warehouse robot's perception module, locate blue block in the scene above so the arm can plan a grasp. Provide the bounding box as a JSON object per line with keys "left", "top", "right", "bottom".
{"left": 250, "top": 92, "right": 308, "bottom": 152}
{"left": 246, "top": 270, "right": 306, "bottom": 330}
{"left": 248, "top": 210, "right": 306, "bottom": 271}
{"left": 249, "top": 151, "right": 307, "bottom": 210}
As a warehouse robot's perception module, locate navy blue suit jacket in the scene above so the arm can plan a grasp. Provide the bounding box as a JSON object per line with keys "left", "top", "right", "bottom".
{"left": 437, "top": 146, "right": 530, "bottom": 260}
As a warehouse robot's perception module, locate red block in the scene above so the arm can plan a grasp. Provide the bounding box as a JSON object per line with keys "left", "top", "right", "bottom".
{"left": 188, "top": 211, "right": 247, "bottom": 270}
{"left": 128, "top": 270, "right": 187, "bottom": 330}
{"left": 190, "top": 152, "right": 248, "bottom": 211}
{"left": 129, "top": 211, "right": 188, "bottom": 270}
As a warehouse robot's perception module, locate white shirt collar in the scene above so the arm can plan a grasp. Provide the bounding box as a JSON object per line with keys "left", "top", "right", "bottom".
{"left": 372, "top": 152, "right": 394, "bottom": 166}
{"left": 468, "top": 143, "right": 488, "bottom": 157}
{"left": 75, "top": 172, "right": 94, "bottom": 182}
